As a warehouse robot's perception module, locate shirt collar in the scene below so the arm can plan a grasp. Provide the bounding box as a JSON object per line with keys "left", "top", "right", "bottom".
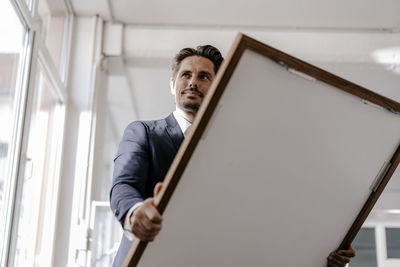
{"left": 173, "top": 107, "right": 192, "bottom": 136}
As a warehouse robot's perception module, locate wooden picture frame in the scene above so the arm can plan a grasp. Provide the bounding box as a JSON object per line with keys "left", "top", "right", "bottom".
{"left": 123, "top": 33, "right": 400, "bottom": 267}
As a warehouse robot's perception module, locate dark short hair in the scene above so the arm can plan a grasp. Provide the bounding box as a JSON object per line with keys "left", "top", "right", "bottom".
{"left": 171, "top": 45, "right": 224, "bottom": 78}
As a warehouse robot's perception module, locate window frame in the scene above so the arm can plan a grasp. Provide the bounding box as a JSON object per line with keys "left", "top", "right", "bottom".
{"left": 7, "top": 52, "right": 66, "bottom": 267}
{"left": 0, "top": 5, "right": 35, "bottom": 267}
{"left": 0, "top": 0, "right": 73, "bottom": 266}
{"left": 359, "top": 212, "right": 400, "bottom": 267}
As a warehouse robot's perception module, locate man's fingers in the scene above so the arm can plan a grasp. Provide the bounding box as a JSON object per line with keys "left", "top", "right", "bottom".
{"left": 132, "top": 224, "right": 153, "bottom": 241}
{"left": 338, "top": 245, "right": 356, "bottom": 257}
{"left": 132, "top": 214, "right": 162, "bottom": 241}
{"left": 133, "top": 218, "right": 161, "bottom": 240}
{"left": 335, "top": 251, "right": 351, "bottom": 263}
{"left": 143, "top": 199, "right": 163, "bottom": 223}
{"left": 327, "top": 251, "right": 352, "bottom": 267}
{"left": 336, "top": 254, "right": 351, "bottom": 264}
{"left": 338, "top": 249, "right": 356, "bottom": 258}
{"left": 135, "top": 200, "right": 163, "bottom": 226}
{"left": 133, "top": 227, "right": 158, "bottom": 242}
{"left": 327, "top": 245, "right": 356, "bottom": 267}
{"left": 327, "top": 256, "right": 342, "bottom": 267}
{"left": 327, "top": 253, "right": 341, "bottom": 267}
{"left": 131, "top": 199, "right": 163, "bottom": 242}
{"left": 134, "top": 211, "right": 162, "bottom": 233}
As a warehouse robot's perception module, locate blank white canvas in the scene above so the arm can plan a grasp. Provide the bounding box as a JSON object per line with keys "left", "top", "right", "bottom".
{"left": 138, "top": 49, "right": 400, "bottom": 267}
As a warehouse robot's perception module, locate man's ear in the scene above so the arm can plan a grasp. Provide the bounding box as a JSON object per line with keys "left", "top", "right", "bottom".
{"left": 170, "top": 77, "right": 175, "bottom": 95}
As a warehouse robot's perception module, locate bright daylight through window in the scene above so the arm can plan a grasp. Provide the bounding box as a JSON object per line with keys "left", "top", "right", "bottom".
{"left": 0, "top": 0, "right": 26, "bottom": 259}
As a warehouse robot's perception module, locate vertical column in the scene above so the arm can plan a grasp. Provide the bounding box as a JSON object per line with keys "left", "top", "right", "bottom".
{"left": 52, "top": 16, "right": 106, "bottom": 267}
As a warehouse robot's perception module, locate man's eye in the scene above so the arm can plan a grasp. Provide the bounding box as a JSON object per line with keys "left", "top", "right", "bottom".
{"left": 200, "top": 75, "right": 210, "bottom": 80}
{"left": 182, "top": 73, "right": 190, "bottom": 78}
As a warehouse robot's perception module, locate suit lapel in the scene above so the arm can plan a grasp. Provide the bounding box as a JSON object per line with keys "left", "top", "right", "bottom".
{"left": 165, "top": 113, "right": 184, "bottom": 151}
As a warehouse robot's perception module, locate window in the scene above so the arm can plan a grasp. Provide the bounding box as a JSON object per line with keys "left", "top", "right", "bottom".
{"left": 386, "top": 227, "right": 400, "bottom": 259}
{"left": 26, "top": 0, "right": 34, "bottom": 12}
{"left": 350, "top": 228, "right": 378, "bottom": 267}
{"left": 351, "top": 213, "right": 400, "bottom": 267}
{"left": 0, "top": 0, "right": 28, "bottom": 263}
{"left": 90, "top": 202, "right": 121, "bottom": 267}
{"left": 10, "top": 59, "right": 64, "bottom": 267}
{"left": 37, "top": 0, "right": 69, "bottom": 77}
{"left": 0, "top": 0, "right": 71, "bottom": 266}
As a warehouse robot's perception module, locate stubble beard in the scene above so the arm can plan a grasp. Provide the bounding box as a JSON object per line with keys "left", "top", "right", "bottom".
{"left": 177, "top": 89, "right": 203, "bottom": 118}
{"left": 183, "top": 102, "right": 200, "bottom": 116}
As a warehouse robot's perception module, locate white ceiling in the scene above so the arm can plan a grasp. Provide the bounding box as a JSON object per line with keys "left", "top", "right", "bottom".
{"left": 70, "top": 0, "right": 400, "bottom": 68}
{"left": 71, "top": 0, "right": 400, "bottom": 30}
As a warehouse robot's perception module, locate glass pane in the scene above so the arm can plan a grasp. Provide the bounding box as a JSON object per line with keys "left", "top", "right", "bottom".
{"left": 386, "top": 228, "right": 400, "bottom": 258}
{"left": 12, "top": 60, "right": 64, "bottom": 267}
{"left": 350, "top": 228, "right": 377, "bottom": 267}
{"left": 38, "top": 0, "right": 67, "bottom": 75}
{"left": 0, "top": 0, "right": 26, "bottom": 253}
{"left": 26, "top": 0, "right": 33, "bottom": 12}
{"left": 90, "top": 205, "right": 122, "bottom": 267}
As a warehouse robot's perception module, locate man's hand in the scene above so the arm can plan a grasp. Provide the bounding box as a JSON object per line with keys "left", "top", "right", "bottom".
{"left": 130, "top": 182, "right": 163, "bottom": 242}
{"left": 327, "top": 245, "right": 356, "bottom": 267}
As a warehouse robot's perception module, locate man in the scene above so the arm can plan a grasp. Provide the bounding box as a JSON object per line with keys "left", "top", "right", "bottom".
{"left": 110, "top": 45, "right": 355, "bottom": 267}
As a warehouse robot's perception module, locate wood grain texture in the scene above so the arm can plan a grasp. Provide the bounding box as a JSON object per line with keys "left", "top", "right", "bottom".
{"left": 124, "top": 33, "right": 400, "bottom": 266}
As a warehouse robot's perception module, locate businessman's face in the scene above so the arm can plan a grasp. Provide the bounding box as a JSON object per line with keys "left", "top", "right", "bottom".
{"left": 170, "top": 56, "right": 215, "bottom": 116}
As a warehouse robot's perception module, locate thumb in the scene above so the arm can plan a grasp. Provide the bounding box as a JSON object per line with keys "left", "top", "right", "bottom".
{"left": 154, "top": 182, "right": 163, "bottom": 197}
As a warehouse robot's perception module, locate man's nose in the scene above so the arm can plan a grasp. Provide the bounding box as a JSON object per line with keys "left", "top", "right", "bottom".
{"left": 189, "top": 77, "right": 198, "bottom": 88}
